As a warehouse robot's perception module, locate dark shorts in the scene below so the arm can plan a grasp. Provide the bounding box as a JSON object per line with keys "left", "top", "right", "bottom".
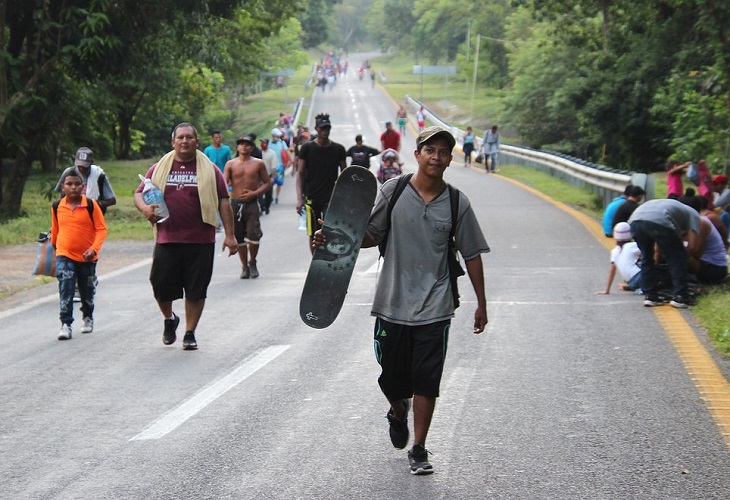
{"left": 150, "top": 243, "right": 215, "bottom": 302}
{"left": 373, "top": 318, "right": 450, "bottom": 400}
{"left": 698, "top": 261, "right": 728, "bottom": 284}
{"left": 304, "top": 197, "right": 329, "bottom": 237}
{"left": 231, "top": 200, "right": 263, "bottom": 243}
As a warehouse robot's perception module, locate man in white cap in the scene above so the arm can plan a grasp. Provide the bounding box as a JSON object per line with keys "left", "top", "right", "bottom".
{"left": 268, "top": 127, "right": 289, "bottom": 203}
{"left": 55, "top": 147, "right": 117, "bottom": 214}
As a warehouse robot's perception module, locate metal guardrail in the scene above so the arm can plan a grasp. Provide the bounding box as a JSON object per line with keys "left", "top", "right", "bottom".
{"left": 404, "top": 94, "right": 653, "bottom": 206}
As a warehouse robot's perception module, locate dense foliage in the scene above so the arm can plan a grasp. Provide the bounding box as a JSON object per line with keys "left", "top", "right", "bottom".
{"left": 2, "top": 0, "right": 729, "bottom": 220}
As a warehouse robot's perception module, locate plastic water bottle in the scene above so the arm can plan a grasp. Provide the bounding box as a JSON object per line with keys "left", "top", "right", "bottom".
{"left": 298, "top": 207, "right": 307, "bottom": 231}
{"left": 138, "top": 174, "right": 169, "bottom": 223}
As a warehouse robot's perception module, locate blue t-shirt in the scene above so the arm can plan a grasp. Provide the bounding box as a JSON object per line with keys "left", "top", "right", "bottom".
{"left": 602, "top": 196, "right": 626, "bottom": 236}
{"left": 203, "top": 145, "right": 232, "bottom": 172}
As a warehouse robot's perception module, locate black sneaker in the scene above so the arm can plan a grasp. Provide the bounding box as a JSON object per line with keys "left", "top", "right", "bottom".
{"left": 670, "top": 295, "right": 695, "bottom": 308}
{"left": 643, "top": 294, "right": 667, "bottom": 307}
{"left": 386, "top": 399, "right": 410, "bottom": 449}
{"left": 163, "top": 313, "right": 179, "bottom": 345}
{"left": 249, "top": 260, "right": 259, "bottom": 279}
{"left": 408, "top": 444, "right": 434, "bottom": 475}
{"left": 182, "top": 331, "right": 198, "bottom": 350}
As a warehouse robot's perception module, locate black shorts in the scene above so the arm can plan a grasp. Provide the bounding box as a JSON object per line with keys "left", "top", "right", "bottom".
{"left": 373, "top": 318, "right": 450, "bottom": 400}
{"left": 149, "top": 243, "right": 215, "bottom": 302}
{"left": 231, "top": 200, "right": 263, "bottom": 243}
{"left": 304, "top": 197, "right": 329, "bottom": 237}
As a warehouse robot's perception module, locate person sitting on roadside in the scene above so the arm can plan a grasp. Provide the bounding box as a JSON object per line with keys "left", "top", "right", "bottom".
{"left": 596, "top": 222, "right": 642, "bottom": 295}
{"left": 602, "top": 185, "right": 631, "bottom": 237}
{"left": 679, "top": 195, "right": 728, "bottom": 285}
{"left": 611, "top": 185, "right": 645, "bottom": 228}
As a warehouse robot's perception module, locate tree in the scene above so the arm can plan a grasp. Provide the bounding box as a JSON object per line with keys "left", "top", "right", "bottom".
{"left": 0, "top": 0, "right": 116, "bottom": 219}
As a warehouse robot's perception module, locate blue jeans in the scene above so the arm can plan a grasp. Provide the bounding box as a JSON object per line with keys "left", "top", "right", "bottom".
{"left": 56, "top": 256, "right": 97, "bottom": 325}
{"left": 630, "top": 220, "right": 688, "bottom": 298}
{"left": 489, "top": 152, "right": 498, "bottom": 171}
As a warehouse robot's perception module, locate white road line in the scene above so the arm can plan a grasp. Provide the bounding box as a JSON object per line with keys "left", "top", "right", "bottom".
{"left": 130, "top": 344, "right": 290, "bottom": 441}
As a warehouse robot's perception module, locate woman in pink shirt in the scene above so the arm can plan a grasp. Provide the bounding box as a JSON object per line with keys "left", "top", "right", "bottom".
{"left": 666, "top": 158, "right": 688, "bottom": 199}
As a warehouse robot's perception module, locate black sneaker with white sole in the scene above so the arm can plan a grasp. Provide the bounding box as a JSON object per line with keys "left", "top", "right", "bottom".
{"left": 408, "top": 444, "right": 434, "bottom": 475}
{"left": 386, "top": 399, "right": 410, "bottom": 449}
{"left": 163, "top": 313, "right": 179, "bottom": 345}
{"left": 182, "top": 330, "right": 198, "bottom": 350}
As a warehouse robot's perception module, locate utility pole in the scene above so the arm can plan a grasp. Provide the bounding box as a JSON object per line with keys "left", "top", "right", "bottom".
{"left": 469, "top": 34, "right": 481, "bottom": 123}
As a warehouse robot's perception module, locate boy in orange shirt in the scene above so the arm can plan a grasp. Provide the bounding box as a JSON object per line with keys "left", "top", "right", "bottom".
{"left": 51, "top": 169, "right": 107, "bottom": 340}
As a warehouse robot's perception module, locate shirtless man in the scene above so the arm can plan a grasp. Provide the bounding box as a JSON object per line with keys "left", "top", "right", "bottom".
{"left": 223, "top": 135, "right": 272, "bottom": 279}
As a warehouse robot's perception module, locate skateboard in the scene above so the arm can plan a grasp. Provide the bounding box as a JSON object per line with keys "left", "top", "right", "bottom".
{"left": 300, "top": 166, "right": 377, "bottom": 328}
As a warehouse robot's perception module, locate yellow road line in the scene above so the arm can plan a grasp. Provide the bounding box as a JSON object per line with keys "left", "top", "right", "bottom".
{"left": 500, "top": 175, "right": 730, "bottom": 448}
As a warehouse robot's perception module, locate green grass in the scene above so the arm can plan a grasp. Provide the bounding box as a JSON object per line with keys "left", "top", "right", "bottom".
{"left": 498, "top": 165, "right": 603, "bottom": 219}
{"left": 373, "top": 53, "right": 506, "bottom": 136}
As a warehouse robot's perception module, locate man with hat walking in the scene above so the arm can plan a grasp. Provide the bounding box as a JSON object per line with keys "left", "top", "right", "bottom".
{"left": 55, "top": 147, "right": 117, "bottom": 214}
{"left": 312, "top": 126, "right": 490, "bottom": 475}
{"left": 296, "top": 113, "right": 347, "bottom": 253}
{"left": 224, "top": 135, "right": 272, "bottom": 279}
{"left": 269, "top": 127, "right": 290, "bottom": 204}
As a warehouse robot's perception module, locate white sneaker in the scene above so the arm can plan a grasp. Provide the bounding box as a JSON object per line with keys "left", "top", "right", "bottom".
{"left": 81, "top": 317, "right": 94, "bottom": 333}
{"left": 58, "top": 324, "right": 72, "bottom": 340}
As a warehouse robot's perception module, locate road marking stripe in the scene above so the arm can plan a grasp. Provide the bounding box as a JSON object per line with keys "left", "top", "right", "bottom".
{"left": 130, "top": 345, "right": 290, "bottom": 441}
{"left": 501, "top": 174, "right": 730, "bottom": 449}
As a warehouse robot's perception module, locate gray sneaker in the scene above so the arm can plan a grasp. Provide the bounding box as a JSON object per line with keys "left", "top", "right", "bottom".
{"left": 81, "top": 317, "right": 94, "bottom": 334}
{"left": 240, "top": 266, "right": 250, "bottom": 279}
{"left": 58, "top": 324, "right": 72, "bottom": 340}
{"left": 408, "top": 444, "right": 433, "bottom": 475}
{"left": 249, "top": 260, "right": 259, "bottom": 279}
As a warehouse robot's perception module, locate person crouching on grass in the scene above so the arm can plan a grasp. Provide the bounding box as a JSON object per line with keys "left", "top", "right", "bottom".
{"left": 51, "top": 168, "right": 107, "bottom": 340}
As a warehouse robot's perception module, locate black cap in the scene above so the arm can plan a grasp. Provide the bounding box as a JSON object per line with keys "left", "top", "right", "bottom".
{"left": 237, "top": 135, "right": 255, "bottom": 145}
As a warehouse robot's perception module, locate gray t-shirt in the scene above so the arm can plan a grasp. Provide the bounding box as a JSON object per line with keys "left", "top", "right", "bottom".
{"left": 366, "top": 178, "right": 490, "bottom": 326}
{"left": 628, "top": 198, "right": 700, "bottom": 236}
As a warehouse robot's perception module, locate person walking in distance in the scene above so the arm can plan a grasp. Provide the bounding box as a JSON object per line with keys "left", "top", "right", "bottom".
{"left": 346, "top": 134, "right": 380, "bottom": 168}
{"left": 482, "top": 125, "right": 500, "bottom": 173}
{"left": 380, "top": 121, "right": 401, "bottom": 153}
{"left": 203, "top": 131, "right": 232, "bottom": 172}
{"left": 462, "top": 126, "right": 476, "bottom": 168}
{"left": 134, "top": 122, "right": 238, "bottom": 350}
{"left": 52, "top": 169, "right": 107, "bottom": 340}
{"left": 224, "top": 135, "right": 272, "bottom": 279}
{"left": 416, "top": 106, "right": 426, "bottom": 133}
{"left": 314, "top": 126, "right": 489, "bottom": 475}
{"left": 396, "top": 105, "right": 408, "bottom": 137}
{"left": 296, "top": 113, "right": 347, "bottom": 254}
{"left": 258, "top": 138, "right": 278, "bottom": 215}
{"left": 55, "top": 147, "right": 117, "bottom": 214}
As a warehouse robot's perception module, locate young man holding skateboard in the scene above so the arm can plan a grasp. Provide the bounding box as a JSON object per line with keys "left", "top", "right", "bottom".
{"left": 312, "top": 126, "right": 490, "bottom": 474}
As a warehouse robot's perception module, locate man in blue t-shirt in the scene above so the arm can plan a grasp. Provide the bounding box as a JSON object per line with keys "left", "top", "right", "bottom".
{"left": 601, "top": 185, "right": 631, "bottom": 237}
{"left": 203, "top": 131, "right": 232, "bottom": 172}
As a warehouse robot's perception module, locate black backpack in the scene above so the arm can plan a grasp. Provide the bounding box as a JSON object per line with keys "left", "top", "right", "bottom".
{"left": 52, "top": 197, "right": 97, "bottom": 224}
{"left": 378, "top": 173, "right": 466, "bottom": 308}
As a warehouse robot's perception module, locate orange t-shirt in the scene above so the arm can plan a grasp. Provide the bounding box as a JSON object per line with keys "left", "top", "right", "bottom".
{"left": 50, "top": 195, "right": 107, "bottom": 262}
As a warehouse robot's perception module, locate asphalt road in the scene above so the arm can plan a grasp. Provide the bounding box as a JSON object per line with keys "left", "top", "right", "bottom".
{"left": 2, "top": 67, "right": 730, "bottom": 499}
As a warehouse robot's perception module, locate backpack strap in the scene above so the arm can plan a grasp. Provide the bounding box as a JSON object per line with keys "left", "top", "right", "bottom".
{"left": 378, "top": 173, "right": 413, "bottom": 257}
{"left": 52, "top": 197, "right": 95, "bottom": 224}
